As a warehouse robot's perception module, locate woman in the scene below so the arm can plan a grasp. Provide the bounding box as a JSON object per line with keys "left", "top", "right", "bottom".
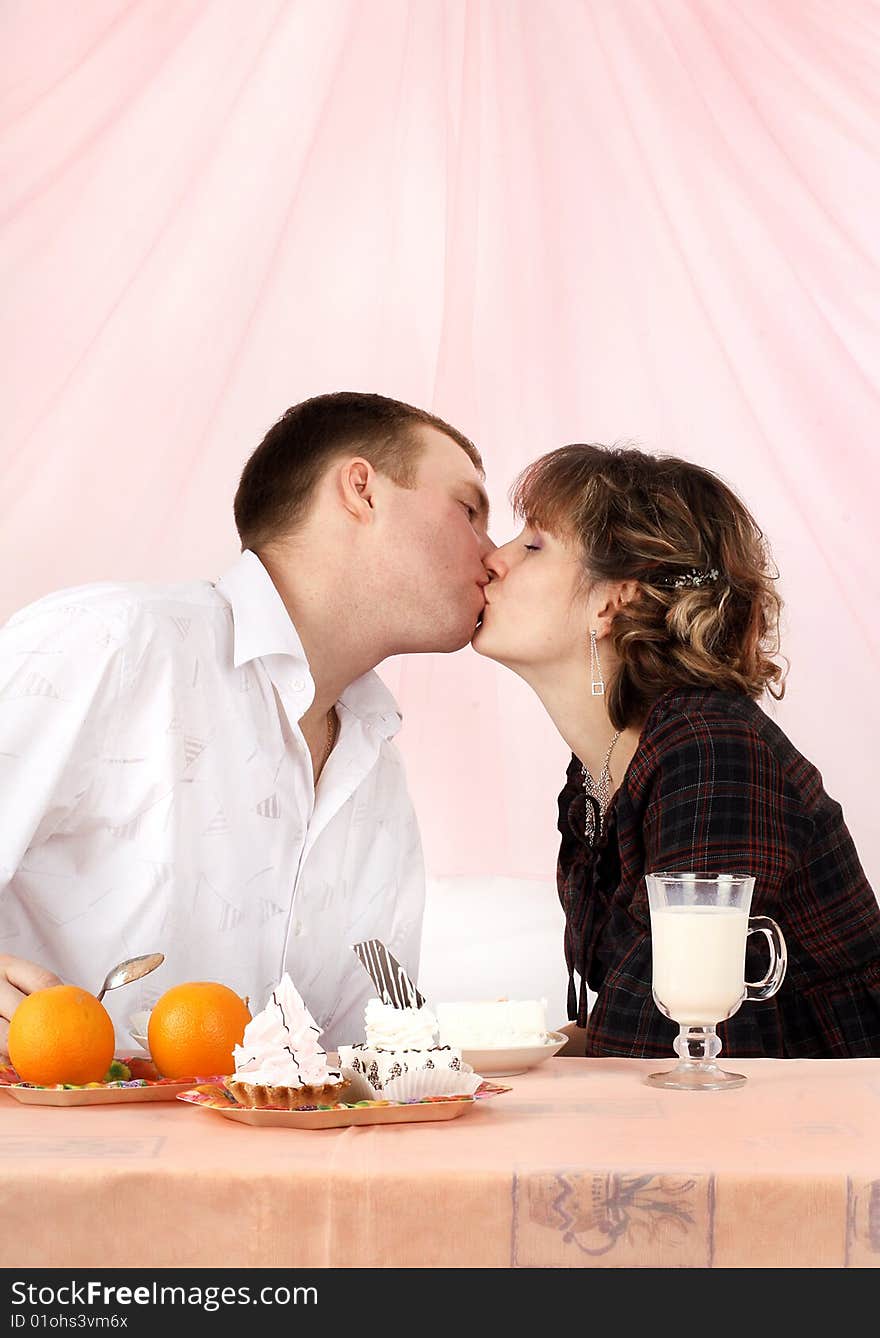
{"left": 474, "top": 443, "right": 880, "bottom": 1058}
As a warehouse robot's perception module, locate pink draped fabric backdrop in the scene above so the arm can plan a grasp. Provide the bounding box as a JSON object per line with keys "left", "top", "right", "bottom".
{"left": 2, "top": 0, "right": 878, "bottom": 911}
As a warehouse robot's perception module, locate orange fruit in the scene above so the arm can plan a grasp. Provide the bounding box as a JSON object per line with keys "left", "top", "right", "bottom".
{"left": 8, "top": 985, "right": 116, "bottom": 1086}
{"left": 147, "top": 981, "right": 251, "bottom": 1079}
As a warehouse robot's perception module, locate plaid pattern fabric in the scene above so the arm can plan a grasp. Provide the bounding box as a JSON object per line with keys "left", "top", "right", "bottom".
{"left": 557, "top": 686, "right": 880, "bottom": 1058}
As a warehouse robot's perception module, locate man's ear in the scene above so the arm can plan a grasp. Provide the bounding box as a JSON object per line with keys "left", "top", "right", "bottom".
{"left": 336, "top": 457, "right": 377, "bottom": 522}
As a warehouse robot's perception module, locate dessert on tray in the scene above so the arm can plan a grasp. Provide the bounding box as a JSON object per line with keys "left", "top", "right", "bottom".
{"left": 337, "top": 997, "right": 465, "bottom": 1094}
{"left": 226, "top": 974, "right": 350, "bottom": 1110}
{"left": 436, "top": 999, "right": 549, "bottom": 1049}
{"left": 338, "top": 998, "right": 463, "bottom": 1091}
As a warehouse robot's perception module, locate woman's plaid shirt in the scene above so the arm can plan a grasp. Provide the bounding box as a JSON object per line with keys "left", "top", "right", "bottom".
{"left": 557, "top": 686, "right": 880, "bottom": 1057}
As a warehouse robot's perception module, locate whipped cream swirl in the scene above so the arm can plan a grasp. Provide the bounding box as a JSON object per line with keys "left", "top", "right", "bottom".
{"left": 364, "top": 997, "right": 439, "bottom": 1050}
{"left": 233, "top": 973, "right": 341, "bottom": 1088}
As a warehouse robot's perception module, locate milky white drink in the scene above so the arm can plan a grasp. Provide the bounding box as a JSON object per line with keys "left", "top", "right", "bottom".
{"left": 650, "top": 905, "right": 749, "bottom": 1025}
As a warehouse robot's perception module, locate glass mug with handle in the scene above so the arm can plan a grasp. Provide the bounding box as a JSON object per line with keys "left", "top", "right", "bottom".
{"left": 645, "top": 872, "right": 787, "bottom": 1090}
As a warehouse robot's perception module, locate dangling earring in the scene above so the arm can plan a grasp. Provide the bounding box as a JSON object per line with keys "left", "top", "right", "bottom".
{"left": 584, "top": 627, "right": 621, "bottom": 843}
{"left": 589, "top": 629, "right": 605, "bottom": 696}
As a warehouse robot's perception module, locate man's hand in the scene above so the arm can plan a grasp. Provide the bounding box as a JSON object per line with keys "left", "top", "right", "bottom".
{"left": 0, "top": 955, "right": 63, "bottom": 1059}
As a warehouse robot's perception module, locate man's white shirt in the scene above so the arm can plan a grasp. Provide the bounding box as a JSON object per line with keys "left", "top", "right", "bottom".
{"left": 0, "top": 551, "right": 425, "bottom": 1048}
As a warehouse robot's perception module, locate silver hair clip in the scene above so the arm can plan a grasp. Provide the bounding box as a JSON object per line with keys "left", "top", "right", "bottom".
{"left": 659, "top": 567, "right": 720, "bottom": 590}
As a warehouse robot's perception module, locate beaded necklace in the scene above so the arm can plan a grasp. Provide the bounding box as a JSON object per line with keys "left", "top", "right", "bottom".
{"left": 580, "top": 730, "right": 621, "bottom": 842}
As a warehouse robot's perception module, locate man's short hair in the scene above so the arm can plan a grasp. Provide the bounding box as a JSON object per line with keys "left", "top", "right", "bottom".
{"left": 234, "top": 391, "right": 483, "bottom": 549}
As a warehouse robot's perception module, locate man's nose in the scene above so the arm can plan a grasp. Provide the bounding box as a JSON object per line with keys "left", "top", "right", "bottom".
{"left": 479, "top": 530, "right": 498, "bottom": 563}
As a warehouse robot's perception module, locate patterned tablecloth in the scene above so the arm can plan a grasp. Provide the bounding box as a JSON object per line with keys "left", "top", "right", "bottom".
{"left": 2, "top": 1057, "right": 878, "bottom": 1268}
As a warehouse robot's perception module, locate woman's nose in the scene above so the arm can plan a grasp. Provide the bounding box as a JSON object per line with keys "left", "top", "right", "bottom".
{"left": 483, "top": 541, "right": 512, "bottom": 581}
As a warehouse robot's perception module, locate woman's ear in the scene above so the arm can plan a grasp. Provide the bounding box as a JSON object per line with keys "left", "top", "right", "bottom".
{"left": 616, "top": 579, "right": 640, "bottom": 608}
{"left": 594, "top": 579, "right": 640, "bottom": 636}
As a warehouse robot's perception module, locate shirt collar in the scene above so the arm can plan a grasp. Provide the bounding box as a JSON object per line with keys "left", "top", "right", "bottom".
{"left": 215, "top": 549, "right": 402, "bottom": 740}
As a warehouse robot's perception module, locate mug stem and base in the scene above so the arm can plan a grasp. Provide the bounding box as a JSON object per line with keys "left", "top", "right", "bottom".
{"left": 645, "top": 1025, "right": 747, "bottom": 1091}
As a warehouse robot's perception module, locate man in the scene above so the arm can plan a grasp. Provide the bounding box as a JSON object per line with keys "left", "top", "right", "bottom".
{"left": 0, "top": 392, "right": 493, "bottom": 1052}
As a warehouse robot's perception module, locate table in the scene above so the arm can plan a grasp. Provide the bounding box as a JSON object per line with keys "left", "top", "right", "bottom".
{"left": 2, "top": 1058, "right": 879, "bottom": 1268}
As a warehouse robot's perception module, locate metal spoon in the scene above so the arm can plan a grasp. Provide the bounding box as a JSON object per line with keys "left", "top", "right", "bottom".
{"left": 96, "top": 953, "right": 165, "bottom": 1002}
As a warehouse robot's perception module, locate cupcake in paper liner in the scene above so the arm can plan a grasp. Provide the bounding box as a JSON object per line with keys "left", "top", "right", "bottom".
{"left": 337, "top": 1042, "right": 464, "bottom": 1093}
{"left": 337, "top": 1066, "right": 379, "bottom": 1103}
{"left": 337, "top": 997, "right": 465, "bottom": 1095}
{"left": 360, "top": 996, "right": 439, "bottom": 1050}
{"left": 227, "top": 973, "right": 350, "bottom": 1109}
{"left": 380, "top": 1063, "right": 483, "bottom": 1103}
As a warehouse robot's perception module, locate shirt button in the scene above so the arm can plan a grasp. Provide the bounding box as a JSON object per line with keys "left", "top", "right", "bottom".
{"left": 292, "top": 919, "right": 306, "bottom": 937}
{"left": 293, "top": 678, "right": 305, "bottom": 692}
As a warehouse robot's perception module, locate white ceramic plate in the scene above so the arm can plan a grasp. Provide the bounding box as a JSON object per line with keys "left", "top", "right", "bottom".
{"left": 128, "top": 1010, "right": 151, "bottom": 1050}
{"left": 458, "top": 1031, "right": 568, "bottom": 1076}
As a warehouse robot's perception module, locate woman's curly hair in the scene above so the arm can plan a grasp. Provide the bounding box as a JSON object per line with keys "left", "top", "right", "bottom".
{"left": 511, "top": 443, "right": 786, "bottom": 731}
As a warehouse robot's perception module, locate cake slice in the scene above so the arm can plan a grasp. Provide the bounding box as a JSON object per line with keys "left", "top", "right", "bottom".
{"left": 436, "top": 999, "right": 548, "bottom": 1049}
